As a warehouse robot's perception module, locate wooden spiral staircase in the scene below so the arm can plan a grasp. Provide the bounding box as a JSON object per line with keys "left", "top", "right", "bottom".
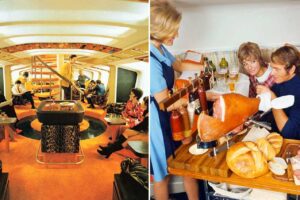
{"left": 31, "top": 55, "right": 60, "bottom": 100}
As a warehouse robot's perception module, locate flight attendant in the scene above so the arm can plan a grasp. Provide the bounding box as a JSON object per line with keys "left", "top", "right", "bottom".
{"left": 60, "top": 55, "right": 76, "bottom": 100}
{"left": 150, "top": 1, "right": 201, "bottom": 199}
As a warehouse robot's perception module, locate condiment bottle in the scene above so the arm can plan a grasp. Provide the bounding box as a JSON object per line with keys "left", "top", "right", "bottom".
{"left": 198, "top": 85, "right": 208, "bottom": 114}
{"left": 179, "top": 106, "right": 191, "bottom": 138}
{"left": 170, "top": 110, "right": 185, "bottom": 141}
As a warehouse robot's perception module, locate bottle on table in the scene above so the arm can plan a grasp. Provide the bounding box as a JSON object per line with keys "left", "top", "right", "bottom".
{"left": 179, "top": 106, "right": 192, "bottom": 144}
{"left": 219, "top": 57, "right": 229, "bottom": 78}
{"left": 170, "top": 110, "right": 185, "bottom": 141}
{"left": 198, "top": 85, "right": 208, "bottom": 114}
{"left": 203, "top": 57, "right": 212, "bottom": 90}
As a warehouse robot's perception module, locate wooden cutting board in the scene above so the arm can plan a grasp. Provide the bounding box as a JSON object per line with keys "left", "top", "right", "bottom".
{"left": 272, "top": 141, "right": 300, "bottom": 182}
{"left": 167, "top": 135, "right": 243, "bottom": 178}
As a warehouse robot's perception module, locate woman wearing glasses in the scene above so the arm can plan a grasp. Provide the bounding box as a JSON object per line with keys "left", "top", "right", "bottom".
{"left": 237, "top": 42, "right": 275, "bottom": 97}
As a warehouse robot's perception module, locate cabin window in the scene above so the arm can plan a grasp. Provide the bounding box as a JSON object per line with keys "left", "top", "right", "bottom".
{"left": 116, "top": 67, "right": 137, "bottom": 103}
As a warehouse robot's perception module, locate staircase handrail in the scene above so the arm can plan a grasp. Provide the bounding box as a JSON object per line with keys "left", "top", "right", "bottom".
{"left": 34, "top": 56, "right": 84, "bottom": 95}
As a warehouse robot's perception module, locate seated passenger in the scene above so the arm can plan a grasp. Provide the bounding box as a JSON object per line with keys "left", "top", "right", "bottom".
{"left": 0, "top": 90, "right": 22, "bottom": 139}
{"left": 97, "top": 96, "right": 148, "bottom": 158}
{"left": 12, "top": 80, "right": 35, "bottom": 109}
{"left": 98, "top": 80, "right": 105, "bottom": 96}
{"left": 257, "top": 45, "right": 300, "bottom": 139}
{"left": 122, "top": 88, "right": 144, "bottom": 128}
{"left": 237, "top": 42, "right": 275, "bottom": 97}
{"left": 17, "top": 72, "right": 33, "bottom": 95}
{"left": 86, "top": 80, "right": 104, "bottom": 108}
{"left": 71, "top": 80, "right": 82, "bottom": 100}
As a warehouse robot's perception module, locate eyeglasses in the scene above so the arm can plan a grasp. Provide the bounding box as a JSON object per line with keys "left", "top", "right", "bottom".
{"left": 242, "top": 60, "right": 258, "bottom": 69}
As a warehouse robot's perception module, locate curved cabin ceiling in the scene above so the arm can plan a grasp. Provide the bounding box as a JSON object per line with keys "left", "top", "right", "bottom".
{"left": 0, "top": 0, "right": 149, "bottom": 66}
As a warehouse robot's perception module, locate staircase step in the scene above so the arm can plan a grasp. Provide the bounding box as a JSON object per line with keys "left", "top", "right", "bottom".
{"left": 32, "top": 65, "right": 57, "bottom": 69}
{"left": 31, "top": 78, "right": 59, "bottom": 82}
{"left": 31, "top": 71, "right": 56, "bottom": 75}
{"left": 32, "top": 84, "right": 60, "bottom": 90}
{"left": 34, "top": 91, "right": 59, "bottom": 98}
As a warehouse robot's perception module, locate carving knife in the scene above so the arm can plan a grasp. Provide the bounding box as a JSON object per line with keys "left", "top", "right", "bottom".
{"left": 209, "top": 140, "right": 235, "bottom": 157}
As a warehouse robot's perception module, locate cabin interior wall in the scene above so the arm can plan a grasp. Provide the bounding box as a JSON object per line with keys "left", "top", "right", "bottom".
{"left": 134, "top": 66, "right": 149, "bottom": 99}
{"left": 107, "top": 65, "right": 116, "bottom": 104}
{"left": 170, "top": 1, "right": 300, "bottom": 54}
{"left": 4, "top": 65, "right": 12, "bottom": 99}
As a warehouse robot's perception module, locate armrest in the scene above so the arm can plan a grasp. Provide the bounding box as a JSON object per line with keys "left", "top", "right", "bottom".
{"left": 0, "top": 99, "right": 13, "bottom": 108}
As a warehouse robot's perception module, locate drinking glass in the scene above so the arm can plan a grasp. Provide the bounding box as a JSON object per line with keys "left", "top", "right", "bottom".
{"left": 229, "top": 66, "right": 239, "bottom": 81}
{"left": 217, "top": 68, "right": 227, "bottom": 92}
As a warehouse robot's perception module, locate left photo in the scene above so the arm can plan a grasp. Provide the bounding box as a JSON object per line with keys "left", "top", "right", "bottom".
{"left": 0, "top": 0, "right": 149, "bottom": 200}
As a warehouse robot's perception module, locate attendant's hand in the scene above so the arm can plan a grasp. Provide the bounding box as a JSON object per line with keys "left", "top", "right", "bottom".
{"left": 167, "top": 97, "right": 188, "bottom": 112}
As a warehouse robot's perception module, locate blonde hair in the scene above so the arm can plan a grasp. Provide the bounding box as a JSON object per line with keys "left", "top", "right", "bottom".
{"left": 237, "top": 42, "right": 267, "bottom": 68}
{"left": 150, "top": 0, "right": 182, "bottom": 42}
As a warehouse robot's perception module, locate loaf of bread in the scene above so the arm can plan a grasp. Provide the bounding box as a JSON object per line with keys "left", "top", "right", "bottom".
{"left": 198, "top": 93, "right": 260, "bottom": 142}
{"left": 256, "top": 133, "right": 283, "bottom": 161}
{"left": 226, "top": 141, "right": 269, "bottom": 178}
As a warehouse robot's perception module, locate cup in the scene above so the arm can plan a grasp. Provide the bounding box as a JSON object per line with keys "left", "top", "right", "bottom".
{"left": 229, "top": 67, "right": 239, "bottom": 81}
{"left": 216, "top": 76, "right": 226, "bottom": 92}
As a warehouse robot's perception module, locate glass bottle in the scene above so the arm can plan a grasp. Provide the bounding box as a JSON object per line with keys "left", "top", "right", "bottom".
{"left": 219, "top": 57, "right": 229, "bottom": 78}
{"left": 209, "top": 60, "right": 216, "bottom": 72}
{"left": 203, "top": 57, "right": 211, "bottom": 90}
{"left": 198, "top": 85, "right": 208, "bottom": 114}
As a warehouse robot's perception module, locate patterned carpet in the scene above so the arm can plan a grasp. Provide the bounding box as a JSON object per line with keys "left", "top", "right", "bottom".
{"left": 0, "top": 102, "right": 142, "bottom": 200}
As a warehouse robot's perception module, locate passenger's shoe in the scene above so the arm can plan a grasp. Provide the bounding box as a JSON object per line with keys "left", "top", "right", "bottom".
{"left": 15, "top": 129, "right": 22, "bottom": 134}
{"left": 97, "top": 135, "right": 126, "bottom": 158}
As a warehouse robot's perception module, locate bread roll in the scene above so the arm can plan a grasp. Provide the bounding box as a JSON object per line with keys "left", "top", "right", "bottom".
{"left": 255, "top": 133, "right": 283, "bottom": 161}
{"left": 266, "top": 133, "right": 283, "bottom": 154}
{"left": 256, "top": 137, "right": 276, "bottom": 161}
{"left": 198, "top": 93, "right": 260, "bottom": 142}
{"left": 226, "top": 141, "right": 269, "bottom": 178}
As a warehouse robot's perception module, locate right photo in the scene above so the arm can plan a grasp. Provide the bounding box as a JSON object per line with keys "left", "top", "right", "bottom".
{"left": 149, "top": 0, "right": 300, "bottom": 200}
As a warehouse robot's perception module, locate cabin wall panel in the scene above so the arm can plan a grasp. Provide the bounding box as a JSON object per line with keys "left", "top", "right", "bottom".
{"left": 170, "top": 2, "right": 300, "bottom": 53}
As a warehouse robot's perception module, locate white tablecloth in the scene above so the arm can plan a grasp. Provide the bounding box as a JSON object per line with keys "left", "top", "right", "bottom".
{"left": 179, "top": 71, "right": 250, "bottom": 97}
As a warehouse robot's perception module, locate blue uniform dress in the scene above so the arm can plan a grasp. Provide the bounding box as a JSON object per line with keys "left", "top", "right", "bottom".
{"left": 150, "top": 43, "right": 181, "bottom": 182}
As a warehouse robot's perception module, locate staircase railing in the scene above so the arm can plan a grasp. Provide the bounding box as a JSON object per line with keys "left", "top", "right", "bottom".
{"left": 33, "top": 56, "right": 84, "bottom": 100}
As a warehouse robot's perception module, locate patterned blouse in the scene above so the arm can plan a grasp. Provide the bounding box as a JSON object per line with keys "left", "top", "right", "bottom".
{"left": 122, "top": 100, "right": 144, "bottom": 128}
{"left": 249, "top": 68, "right": 275, "bottom": 97}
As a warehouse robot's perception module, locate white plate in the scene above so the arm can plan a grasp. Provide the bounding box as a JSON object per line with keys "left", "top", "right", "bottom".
{"left": 188, "top": 144, "right": 208, "bottom": 155}
{"left": 271, "top": 95, "right": 294, "bottom": 109}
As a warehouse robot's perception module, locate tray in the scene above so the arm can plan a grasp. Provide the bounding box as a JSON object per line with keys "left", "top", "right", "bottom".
{"left": 273, "top": 143, "right": 300, "bottom": 181}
